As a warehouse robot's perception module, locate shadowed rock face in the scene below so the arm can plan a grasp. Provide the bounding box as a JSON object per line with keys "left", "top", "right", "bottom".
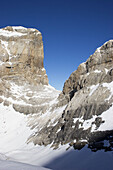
{"left": 0, "top": 26, "right": 48, "bottom": 85}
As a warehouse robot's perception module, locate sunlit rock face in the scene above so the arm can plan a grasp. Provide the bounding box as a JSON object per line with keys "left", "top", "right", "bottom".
{"left": 0, "top": 26, "right": 48, "bottom": 85}
{"left": 63, "top": 40, "right": 113, "bottom": 97}
{"left": 0, "top": 26, "right": 62, "bottom": 149}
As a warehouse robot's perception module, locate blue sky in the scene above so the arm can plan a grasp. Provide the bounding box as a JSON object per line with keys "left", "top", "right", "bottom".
{"left": 0, "top": 0, "right": 113, "bottom": 90}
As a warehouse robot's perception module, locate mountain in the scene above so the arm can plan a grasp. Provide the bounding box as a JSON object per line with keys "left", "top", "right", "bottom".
{"left": 0, "top": 26, "right": 113, "bottom": 170}
{"left": 0, "top": 26, "right": 67, "bottom": 169}
{"left": 0, "top": 26, "right": 48, "bottom": 85}
{"left": 0, "top": 159, "right": 50, "bottom": 170}
{"left": 36, "top": 40, "right": 113, "bottom": 151}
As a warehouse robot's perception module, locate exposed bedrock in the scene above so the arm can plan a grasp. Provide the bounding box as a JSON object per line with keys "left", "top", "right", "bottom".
{"left": 0, "top": 26, "right": 48, "bottom": 85}
{"left": 32, "top": 40, "right": 113, "bottom": 150}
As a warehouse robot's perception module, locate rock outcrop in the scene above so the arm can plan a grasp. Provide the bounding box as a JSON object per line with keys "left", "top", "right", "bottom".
{"left": 33, "top": 40, "right": 113, "bottom": 150}
{"left": 0, "top": 26, "right": 56, "bottom": 120}
{"left": 63, "top": 40, "right": 113, "bottom": 99}
{"left": 0, "top": 26, "right": 48, "bottom": 85}
{"left": 0, "top": 27, "right": 65, "bottom": 146}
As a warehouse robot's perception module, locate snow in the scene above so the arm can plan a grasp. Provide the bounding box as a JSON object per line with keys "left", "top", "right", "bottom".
{"left": 98, "top": 105, "right": 113, "bottom": 131}
{"left": 73, "top": 139, "right": 76, "bottom": 143}
{"left": 44, "top": 146, "right": 113, "bottom": 170}
{"left": 73, "top": 118, "right": 78, "bottom": 123}
{"left": 12, "top": 26, "right": 27, "bottom": 30}
{"left": 41, "top": 68, "right": 46, "bottom": 71}
{"left": 102, "top": 81, "right": 113, "bottom": 101}
{"left": 0, "top": 40, "right": 16, "bottom": 61}
{"left": 73, "top": 116, "right": 97, "bottom": 131}
{"left": 6, "top": 62, "right": 13, "bottom": 65}
{"left": 12, "top": 26, "right": 41, "bottom": 34}
{"left": 0, "top": 77, "right": 113, "bottom": 169}
{"left": 96, "top": 46, "right": 101, "bottom": 52}
{"left": 80, "top": 103, "right": 113, "bottom": 132}
{"left": 82, "top": 115, "right": 97, "bottom": 131}
{"left": 96, "top": 40, "right": 113, "bottom": 53}
{"left": 56, "top": 128, "right": 61, "bottom": 133}
{"left": 0, "top": 104, "right": 33, "bottom": 153}
{"left": 80, "top": 80, "right": 113, "bottom": 132}
{"left": 51, "top": 121, "right": 58, "bottom": 127}
{"left": 39, "top": 105, "right": 66, "bottom": 129}
{"left": 76, "top": 103, "right": 113, "bottom": 132}
{"left": 0, "top": 160, "right": 49, "bottom": 170}
{"left": 73, "top": 81, "right": 113, "bottom": 132}
{"left": 105, "top": 68, "right": 109, "bottom": 73}
{"left": 0, "top": 111, "right": 112, "bottom": 170}
{"left": 0, "top": 153, "right": 8, "bottom": 160}
{"left": 1, "top": 40, "right": 11, "bottom": 57}
{"left": 94, "top": 70, "right": 101, "bottom": 73}
{"left": 103, "top": 39, "right": 113, "bottom": 47}
{"left": 0, "top": 82, "right": 60, "bottom": 107}
{"left": 79, "top": 139, "right": 87, "bottom": 142}
{"left": 86, "top": 72, "right": 90, "bottom": 76}
{"left": 0, "top": 83, "right": 68, "bottom": 169}
{"left": 81, "top": 81, "right": 113, "bottom": 132}
{"left": 89, "top": 84, "right": 99, "bottom": 96}
{"left": 0, "top": 100, "right": 68, "bottom": 169}
{"left": 102, "top": 81, "right": 113, "bottom": 92}
{"left": 0, "top": 61, "right": 4, "bottom": 66}
{"left": 1, "top": 145, "right": 113, "bottom": 170}
{"left": 86, "top": 70, "right": 102, "bottom": 77}
{"left": 0, "top": 29, "right": 27, "bottom": 37}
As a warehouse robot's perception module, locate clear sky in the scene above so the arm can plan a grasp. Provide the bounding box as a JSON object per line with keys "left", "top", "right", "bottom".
{"left": 0, "top": 0, "right": 113, "bottom": 90}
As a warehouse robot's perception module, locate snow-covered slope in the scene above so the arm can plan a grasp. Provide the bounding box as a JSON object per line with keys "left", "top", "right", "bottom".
{"left": 0, "top": 159, "right": 50, "bottom": 170}
{"left": 0, "top": 26, "right": 69, "bottom": 169}
{"left": 0, "top": 80, "right": 68, "bottom": 169}
{"left": 32, "top": 40, "right": 113, "bottom": 153}
{"left": 0, "top": 27, "right": 113, "bottom": 170}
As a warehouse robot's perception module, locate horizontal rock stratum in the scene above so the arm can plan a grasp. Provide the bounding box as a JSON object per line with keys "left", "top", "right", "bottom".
{"left": 0, "top": 26, "right": 48, "bottom": 85}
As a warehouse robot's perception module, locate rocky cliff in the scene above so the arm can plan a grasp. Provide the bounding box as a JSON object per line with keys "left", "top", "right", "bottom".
{"left": 63, "top": 40, "right": 113, "bottom": 98}
{"left": 0, "top": 27, "right": 113, "bottom": 153}
{"left": 0, "top": 26, "right": 56, "bottom": 119}
{"left": 33, "top": 40, "right": 113, "bottom": 151}
{"left": 0, "top": 26, "right": 48, "bottom": 85}
{"left": 0, "top": 26, "right": 65, "bottom": 146}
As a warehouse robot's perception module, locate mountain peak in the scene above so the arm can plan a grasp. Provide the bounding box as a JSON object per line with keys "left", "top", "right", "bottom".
{"left": 63, "top": 39, "right": 113, "bottom": 95}
{"left": 2, "top": 26, "right": 41, "bottom": 34}
{"left": 33, "top": 39, "right": 113, "bottom": 150}
{"left": 0, "top": 26, "right": 48, "bottom": 85}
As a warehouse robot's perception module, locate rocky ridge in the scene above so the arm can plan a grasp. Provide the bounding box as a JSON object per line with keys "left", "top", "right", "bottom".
{"left": 32, "top": 40, "right": 113, "bottom": 151}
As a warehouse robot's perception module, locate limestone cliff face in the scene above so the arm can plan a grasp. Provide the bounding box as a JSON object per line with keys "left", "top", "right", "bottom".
{"left": 0, "top": 26, "right": 61, "bottom": 138}
{"left": 34, "top": 40, "right": 113, "bottom": 151}
{"left": 0, "top": 26, "right": 48, "bottom": 85}
{"left": 63, "top": 40, "right": 113, "bottom": 98}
